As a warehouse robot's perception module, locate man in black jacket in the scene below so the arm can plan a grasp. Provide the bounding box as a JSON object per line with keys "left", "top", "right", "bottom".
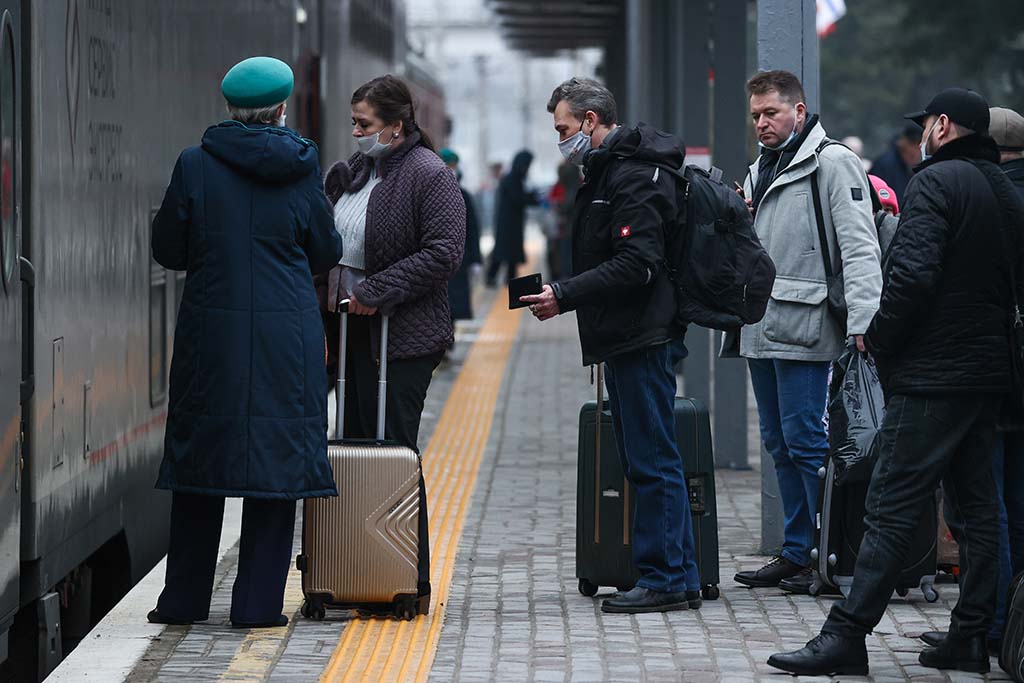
{"left": 769, "top": 88, "right": 1024, "bottom": 676}
{"left": 522, "top": 77, "right": 702, "bottom": 614}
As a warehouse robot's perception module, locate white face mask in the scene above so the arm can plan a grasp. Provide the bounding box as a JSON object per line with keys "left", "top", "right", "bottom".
{"left": 558, "top": 120, "right": 592, "bottom": 166}
{"left": 920, "top": 119, "right": 938, "bottom": 163}
{"left": 357, "top": 126, "right": 395, "bottom": 158}
{"left": 758, "top": 117, "right": 799, "bottom": 152}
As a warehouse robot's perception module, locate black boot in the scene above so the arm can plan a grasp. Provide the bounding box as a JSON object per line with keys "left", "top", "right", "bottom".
{"left": 778, "top": 568, "right": 814, "bottom": 595}
{"left": 735, "top": 556, "right": 804, "bottom": 588}
{"left": 767, "top": 633, "right": 869, "bottom": 676}
{"left": 601, "top": 586, "right": 691, "bottom": 614}
{"left": 147, "top": 609, "right": 198, "bottom": 626}
{"left": 231, "top": 614, "right": 289, "bottom": 629}
{"left": 920, "top": 630, "right": 946, "bottom": 647}
{"left": 918, "top": 634, "right": 990, "bottom": 673}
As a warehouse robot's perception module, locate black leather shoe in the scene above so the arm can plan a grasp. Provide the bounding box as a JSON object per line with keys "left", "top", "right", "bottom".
{"left": 685, "top": 590, "right": 703, "bottom": 610}
{"left": 768, "top": 633, "right": 869, "bottom": 676}
{"left": 735, "top": 556, "right": 804, "bottom": 588}
{"left": 601, "top": 586, "right": 690, "bottom": 614}
{"left": 918, "top": 634, "right": 990, "bottom": 673}
{"left": 920, "top": 630, "right": 946, "bottom": 647}
{"left": 231, "top": 615, "right": 289, "bottom": 629}
{"left": 779, "top": 568, "right": 814, "bottom": 595}
{"left": 147, "top": 609, "right": 198, "bottom": 625}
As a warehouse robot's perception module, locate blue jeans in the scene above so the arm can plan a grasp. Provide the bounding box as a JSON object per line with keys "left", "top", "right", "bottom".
{"left": 748, "top": 358, "right": 830, "bottom": 567}
{"left": 604, "top": 339, "right": 701, "bottom": 593}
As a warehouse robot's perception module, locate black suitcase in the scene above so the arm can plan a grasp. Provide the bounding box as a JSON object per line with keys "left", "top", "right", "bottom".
{"left": 1001, "top": 571, "right": 1024, "bottom": 682}
{"left": 575, "top": 365, "right": 720, "bottom": 600}
{"left": 809, "top": 455, "right": 939, "bottom": 601}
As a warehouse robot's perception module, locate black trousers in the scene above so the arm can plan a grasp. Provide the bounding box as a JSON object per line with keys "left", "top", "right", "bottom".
{"left": 485, "top": 255, "right": 518, "bottom": 285}
{"left": 342, "top": 313, "right": 442, "bottom": 594}
{"left": 157, "top": 492, "right": 296, "bottom": 624}
{"left": 823, "top": 393, "right": 1000, "bottom": 639}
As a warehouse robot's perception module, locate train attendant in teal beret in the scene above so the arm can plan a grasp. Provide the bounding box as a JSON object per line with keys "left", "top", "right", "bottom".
{"left": 148, "top": 56, "right": 342, "bottom": 629}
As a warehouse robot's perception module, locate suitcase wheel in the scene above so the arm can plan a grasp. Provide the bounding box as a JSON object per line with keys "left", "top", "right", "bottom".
{"left": 393, "top": 597, "right": 417, "bottom": 621}
{"left": 896, "top": 587, "right": 909, "bottom": 598}
{"left": 578, "top": 579, "right": 599, "bottom": 597}
{"left": 701, "top": 585, "right": 720, "bottom": 601}
{"left": 921, "top": 583, "right": 939, "bottom": 603}
{"left": 301, "top": 599, "right": 326, "bottom": 621}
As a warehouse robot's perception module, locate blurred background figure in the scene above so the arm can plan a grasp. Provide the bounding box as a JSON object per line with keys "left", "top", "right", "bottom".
{"left": 868, "top": 173, "right": 900, "bottom": 255}
{"left": 842, "top": 135, "right": 872, "bottom": 172}
{"left": 486, "top": 150, "right": 538, "bottom": 286}
{"left": 477, "top": 162, "right": 504, "bottom": 237}
{"left": 545, "top": 161, "right": 581, "bottom": 281}
{"left": 870, "top": 123, "right": 922, "bottom": 201}
{"left": 441, "top": 147, "right": 483, "bottom": 322}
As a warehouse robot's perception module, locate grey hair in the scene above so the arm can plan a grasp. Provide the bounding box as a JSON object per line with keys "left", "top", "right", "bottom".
{"left": 547, "top": 77, "right": 617, "bottom": 126}
{"left": 226, "top": 101, "right": 284, "bottom": 125}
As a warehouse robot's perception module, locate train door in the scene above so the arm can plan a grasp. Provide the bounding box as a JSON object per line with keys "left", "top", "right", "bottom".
{"left": 0, "top": 2, "right": 21, "bottom": 667}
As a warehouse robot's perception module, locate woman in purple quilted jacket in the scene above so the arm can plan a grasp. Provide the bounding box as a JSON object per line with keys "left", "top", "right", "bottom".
{"left": 321, "top": 74, "right": 466, "bottom": 604}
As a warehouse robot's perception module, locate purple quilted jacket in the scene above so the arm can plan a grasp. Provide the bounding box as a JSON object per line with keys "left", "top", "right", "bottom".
{"left": 322, "top": 132, "right": 466, "bottom": 360}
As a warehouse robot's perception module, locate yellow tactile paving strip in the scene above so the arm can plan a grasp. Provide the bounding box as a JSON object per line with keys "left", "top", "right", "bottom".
{"left": 317, "top": 287, "right": 523, "bottom": 682}
{"left": 218, "top": 567, "right": 305, "bottom": 681}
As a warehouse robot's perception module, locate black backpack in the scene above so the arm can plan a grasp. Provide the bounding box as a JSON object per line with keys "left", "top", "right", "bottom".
{"left": 662, "top": 165, "right": 776, "bottom": 331}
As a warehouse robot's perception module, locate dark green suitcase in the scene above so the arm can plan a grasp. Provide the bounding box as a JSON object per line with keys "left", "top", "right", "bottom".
{"left": 575, "top": 378, "right": 720, "bottom": 600}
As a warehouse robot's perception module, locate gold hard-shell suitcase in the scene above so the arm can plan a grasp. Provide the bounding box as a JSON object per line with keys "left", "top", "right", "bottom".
{"left": 298, "top": 307, "right": 427, "bottom": 621}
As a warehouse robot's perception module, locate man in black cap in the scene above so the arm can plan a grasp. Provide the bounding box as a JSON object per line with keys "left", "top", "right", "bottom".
{"left": 769, "top": 88, "right": 1024, "bottom": 676}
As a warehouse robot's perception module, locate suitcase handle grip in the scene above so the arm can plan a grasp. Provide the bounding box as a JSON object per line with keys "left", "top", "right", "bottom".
{"left": 334, "top": 299, "right": 389, "bottom": 442}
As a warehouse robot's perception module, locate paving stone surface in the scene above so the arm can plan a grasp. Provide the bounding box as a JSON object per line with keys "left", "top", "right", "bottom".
{"left": 430, "top": 311, "right": 1012, "bottom": 683}
{"left": 120, "top": 290, "right": 1012, "bottom": 682}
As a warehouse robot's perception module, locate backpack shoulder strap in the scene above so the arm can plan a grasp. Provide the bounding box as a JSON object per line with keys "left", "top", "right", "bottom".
{"left": 810, "top": 138, "right": 864, "bottom": 276}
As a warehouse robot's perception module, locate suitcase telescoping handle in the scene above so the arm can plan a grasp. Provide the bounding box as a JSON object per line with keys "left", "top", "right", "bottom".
{"left": 335, "top": 299, "right": 389, "bottom": 442}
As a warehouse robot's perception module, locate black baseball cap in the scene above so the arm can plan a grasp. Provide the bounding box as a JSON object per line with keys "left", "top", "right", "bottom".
{"left": 905, "top": 88, "right": 990, "bottom": 134}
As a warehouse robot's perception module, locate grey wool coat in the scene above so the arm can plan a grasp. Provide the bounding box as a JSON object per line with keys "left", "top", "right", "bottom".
{"left": 740, "top": 121, "right": 882, "bottom": 362}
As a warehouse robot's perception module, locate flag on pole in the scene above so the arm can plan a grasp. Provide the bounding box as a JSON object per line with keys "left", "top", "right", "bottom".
{"left": 817, "top": 0, "right": 847, "bottom": 36}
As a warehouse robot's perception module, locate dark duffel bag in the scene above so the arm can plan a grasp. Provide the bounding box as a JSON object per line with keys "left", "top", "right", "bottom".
{"left": 1002, "top": 571, "right": 1024, "bottom": 682}
{"left": 575, "top": 365, "right": 720, "bottom": 600}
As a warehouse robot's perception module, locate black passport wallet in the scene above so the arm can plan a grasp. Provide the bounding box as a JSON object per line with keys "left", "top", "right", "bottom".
{"left": 508, "top": 273, "right": 543, "bottom": 310}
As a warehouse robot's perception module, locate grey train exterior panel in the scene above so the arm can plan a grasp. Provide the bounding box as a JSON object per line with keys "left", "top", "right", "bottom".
{"left": 0, "top": 1, "right": 22, "bottom": 665}
{"left": 1, "top": 0, "right": 419, "bottom": 675}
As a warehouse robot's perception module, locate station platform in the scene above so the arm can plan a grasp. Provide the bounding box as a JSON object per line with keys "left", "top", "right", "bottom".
{"left": 49, "top": 284, "right": 1007, "bottom": 683}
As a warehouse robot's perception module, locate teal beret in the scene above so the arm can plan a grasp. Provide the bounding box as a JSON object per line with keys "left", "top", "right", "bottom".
{"left": 221, "top": 57, "right": 294, "bottom": 108}
{"left": 439, "top": 148, "right": 459, "bottom": 165}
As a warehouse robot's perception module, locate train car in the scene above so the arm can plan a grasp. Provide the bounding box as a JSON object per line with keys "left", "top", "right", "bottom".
{"left": 0, "top": 1, "right": 417, "bottom": 680}
{"left": 402, "top": 50, "right": 449, "bottom": 150}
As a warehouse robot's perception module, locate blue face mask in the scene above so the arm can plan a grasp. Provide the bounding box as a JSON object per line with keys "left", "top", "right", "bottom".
{"left": 758, "top": 118, "right": 799, "bottom": 152}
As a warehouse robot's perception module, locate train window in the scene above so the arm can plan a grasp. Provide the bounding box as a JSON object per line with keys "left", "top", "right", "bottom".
{"left": 0, "top": 17, "right": 15, "bottom": 291}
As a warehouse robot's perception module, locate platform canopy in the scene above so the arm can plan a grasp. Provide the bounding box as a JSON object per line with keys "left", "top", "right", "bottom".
{"left": 485, "top": 0, "right": 623, "bottom": 54}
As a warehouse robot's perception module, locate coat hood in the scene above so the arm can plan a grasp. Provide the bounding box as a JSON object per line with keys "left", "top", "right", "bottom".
{"left": 605, "top": 122, "right": 685, "bottom": 169}
{"left": 201, "top": 120, "right": 320, "bottom": 184}
{"left": 510, "top": 150, "right": 533, "bottom": 178}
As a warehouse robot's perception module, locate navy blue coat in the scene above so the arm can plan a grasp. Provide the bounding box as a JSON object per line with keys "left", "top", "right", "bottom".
{"left": 152, "top": 121, "right": 343, "bottom": 499}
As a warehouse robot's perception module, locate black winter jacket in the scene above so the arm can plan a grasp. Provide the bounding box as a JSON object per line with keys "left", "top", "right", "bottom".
{"left": 866, "top": 134, "right": 1024, "bottom": 395}
{"left": 552, "top": 123, "right": 683, "bottom": 365}
{"left": 1005, "top": 157, "right": 1024, "bottom": 201}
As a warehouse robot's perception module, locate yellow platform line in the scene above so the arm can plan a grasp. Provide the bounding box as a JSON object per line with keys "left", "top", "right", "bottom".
{"left": 320, "top": 289, "right": 523, "bottom": 683}
{"left": 218, "top": 556, "right": 305, "bottom": 681}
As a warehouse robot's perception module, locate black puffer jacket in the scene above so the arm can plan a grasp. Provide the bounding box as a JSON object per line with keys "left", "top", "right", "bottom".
{"left": 866, "top": 134, "right": 1024, "bottom": 394}
{"left": 552, "top": 123, "right": 682, "bottom": 365}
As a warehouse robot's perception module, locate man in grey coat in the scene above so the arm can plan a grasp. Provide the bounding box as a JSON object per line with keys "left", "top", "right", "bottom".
{"left": 734, "top": 70, "right": 882, "bottom": 595}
